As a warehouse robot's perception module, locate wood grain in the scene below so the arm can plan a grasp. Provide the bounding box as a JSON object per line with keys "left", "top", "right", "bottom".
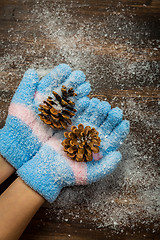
{"left": 0, "top": 0, "right": 160, "bottom": 239}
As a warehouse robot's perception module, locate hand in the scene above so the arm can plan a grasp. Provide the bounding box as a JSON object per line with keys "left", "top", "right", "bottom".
{"left": 17, "top": 98, "right": 129, "bottom": 203}
{"left": 0, "top": 64, "right": 91, "bottom": 169}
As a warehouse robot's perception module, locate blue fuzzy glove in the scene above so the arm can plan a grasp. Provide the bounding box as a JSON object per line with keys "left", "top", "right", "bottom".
{"left": 17, "top": 98, "right": 130, "bottom": 202}
{"left": 0, "top": 64, "right": 91, "bottom": 169}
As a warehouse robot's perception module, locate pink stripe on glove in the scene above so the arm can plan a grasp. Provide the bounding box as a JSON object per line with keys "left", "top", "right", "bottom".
{"left": 47, "top": 137, "right": 88, "bottom": 185}
{"left": 9, "top": 103, "right": 53, "bottom": 142}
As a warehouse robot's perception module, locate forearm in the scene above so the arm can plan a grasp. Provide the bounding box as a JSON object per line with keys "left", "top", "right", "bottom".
{"left": 0, "top": 154, "right": 15, "bottom": 184}
{"left": 0, "top": 177, "right": 45, "bottom": 240}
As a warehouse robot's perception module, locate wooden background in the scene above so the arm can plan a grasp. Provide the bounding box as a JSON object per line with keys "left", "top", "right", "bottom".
{"left": 0, "top": 0, "right": 160, "bottom": 239}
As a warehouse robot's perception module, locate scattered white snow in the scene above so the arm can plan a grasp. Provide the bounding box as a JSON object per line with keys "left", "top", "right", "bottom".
{"left": 0, "top": 0, "right": 159, "bottom": 233}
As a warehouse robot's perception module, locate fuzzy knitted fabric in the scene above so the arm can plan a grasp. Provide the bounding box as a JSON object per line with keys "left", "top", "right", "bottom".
{"left": 17, "top": 98, "right": 130, "bottom": 202}
{"left": 0, "top": 64, "right": 91, "bottom": 169}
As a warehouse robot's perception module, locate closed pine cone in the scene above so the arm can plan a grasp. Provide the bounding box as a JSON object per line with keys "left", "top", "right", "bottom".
{"left": 38, "top": 86, "right": 77, "bottom": 129}
{"left": 62, "top": 124, "right": 101, "bottom": 162}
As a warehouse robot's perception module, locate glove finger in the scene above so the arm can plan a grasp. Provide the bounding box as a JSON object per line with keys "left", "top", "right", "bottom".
{"left": 36, "top": 64, "right": 72, "bottom": 95}
{"left": 89, "top": 101, "right": 111, "bottom": 127}
{"left": 86, "top": 151, "right": 121, "bottom": 183}
{"left": 12, "top": 69, "right": 39, "bottom": 105}
{"left": 75, "top": 97, "right": 90, "bottom": 115}
{"left": 74, "top": 82, "right": 91, "bottom": 99}
{"left": 72, "top": 97, "right": 90, "bottom": 125}
{"left": 100, "top": 120, "right": 130, "bottom": 153}
{"left": 99, "top": 107, "right": 123, "bottom": 137}
{"left": 77, "top": 98, "right": 100, "bottom": 125}
{"left": 64, "top": 70, "right": 86, "bottom": 89}
{"left": 34, "top": 69, "right": 86, "bottom": 106}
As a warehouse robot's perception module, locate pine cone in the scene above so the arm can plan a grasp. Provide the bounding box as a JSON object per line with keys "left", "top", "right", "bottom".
{"left": 38, "top": 86, "right": 77, "bottom": 129}
{"left": 62, "top": 124, "right": 101, "bottom": 162}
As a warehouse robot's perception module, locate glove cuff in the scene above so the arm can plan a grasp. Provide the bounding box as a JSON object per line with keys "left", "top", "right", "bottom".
{"left": 0, "top": 116, "right": 41, "bottom": 169}
{"left": 0, "top": 123, "right": 21, "bottom": 169}
{"left": 17, "top": 148, "right": 63, "bottom": 203}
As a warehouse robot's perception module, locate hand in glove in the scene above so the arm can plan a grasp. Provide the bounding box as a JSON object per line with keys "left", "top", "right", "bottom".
{"left": 0, "top": 64, "right": 91, "bottom": 169}
{"left": 17, "top": 98, "right": 130, "bottom": 202}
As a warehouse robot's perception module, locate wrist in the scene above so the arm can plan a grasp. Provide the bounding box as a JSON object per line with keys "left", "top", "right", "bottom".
{"left": 14, "top": 177, "right": 45, "bottom": 205}
{"left": 0, "top": 177, "right": 45, "bottom": 240}
{"left": 0, "top": 154, "right": 15, "bottom": 184}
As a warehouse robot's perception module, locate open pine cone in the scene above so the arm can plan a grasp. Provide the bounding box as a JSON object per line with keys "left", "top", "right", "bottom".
{"left": 38, "top": 86, "right": 77, "bottom": 129}
{"left": 62, "top": 124, "right": 101, "bottom": 162}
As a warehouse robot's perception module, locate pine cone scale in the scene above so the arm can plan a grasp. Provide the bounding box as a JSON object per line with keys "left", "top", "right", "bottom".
{"left": 60, "top": 120, "right": 67, "bottom": 129}
{"left": 65, "top": 118, "right": 72, "bottom": 125}
{"left": 50, "top": 107, "right": 61, "bottom": 115}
